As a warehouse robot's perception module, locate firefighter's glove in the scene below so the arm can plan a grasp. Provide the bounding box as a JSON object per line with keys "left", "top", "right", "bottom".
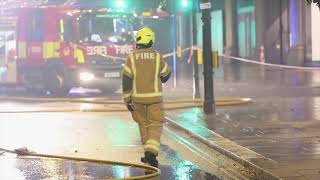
{"left": 127, "top": 101, "right": 134, "bottom": 112}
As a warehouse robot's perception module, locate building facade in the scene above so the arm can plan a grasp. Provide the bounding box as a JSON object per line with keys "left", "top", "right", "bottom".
{"left": 194, "top": 0, "right": 320, "bottom": 66}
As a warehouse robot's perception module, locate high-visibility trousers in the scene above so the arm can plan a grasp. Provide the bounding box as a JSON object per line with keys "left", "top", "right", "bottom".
{"left": 131, "top": 102, "right": 164, "bottom": 155}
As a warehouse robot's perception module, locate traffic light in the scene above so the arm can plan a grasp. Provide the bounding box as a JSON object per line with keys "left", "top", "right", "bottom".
{"left": 176, "top": 0, "right": 192, "bottom": 12}
{"left": 115, "top": 0, "right": 126, "bottom": 8}
{"left": 181, "top": 0, "right": 191, "bottom": 8}
{"left": 112, "top": 0, "right": 130, "bottom": 9}
{"left": 159, "top": 0, "right": 194, "bottom": 14}
{"left": 177, "top": 0, "right": 193, "bottom": 12}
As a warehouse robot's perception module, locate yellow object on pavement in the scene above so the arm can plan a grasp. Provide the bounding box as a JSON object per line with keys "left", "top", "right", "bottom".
{"left": 197, "top": 49, "right": 220, "bottom": 68}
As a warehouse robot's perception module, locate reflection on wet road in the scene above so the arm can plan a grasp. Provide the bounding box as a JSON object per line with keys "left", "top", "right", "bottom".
{"left": 1, "top": 155, "right": 145, "bottom": 179}
{"left": 0, "top": 111, "right": 222, "bottom": 180}
{"left": 0, "top": 155, "right": 220, "bottom": 179}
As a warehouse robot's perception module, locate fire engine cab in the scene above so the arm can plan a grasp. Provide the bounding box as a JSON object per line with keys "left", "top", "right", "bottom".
{"left": 14, "top": 7, "right": 134, "bottom": 95}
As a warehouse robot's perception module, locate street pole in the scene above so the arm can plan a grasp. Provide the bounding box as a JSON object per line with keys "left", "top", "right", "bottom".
{"left": 168, "top": 0, "right": 178, "bottom": 88}
{"left": 172, "top": 14, "right": 177, "bottom": 88}
{"left": 279, "top": 0, "right": 284, "bottom": 64}
{"left": 4, "top": 32, "right": 7, "bottom": 65}
{"left": 192, "top": 1, "right": 200, "bottom": 99}
{"left": 200, "top": 0, "right": 215, "bottom": 114}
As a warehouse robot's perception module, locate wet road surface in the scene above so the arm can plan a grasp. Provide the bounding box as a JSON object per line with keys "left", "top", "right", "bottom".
{"left": 0, "top": 104, "right": 248, "bottom": 180}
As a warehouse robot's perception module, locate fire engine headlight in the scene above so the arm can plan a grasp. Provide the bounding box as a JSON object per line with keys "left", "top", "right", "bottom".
{"left": 80, "top": 72, "right": 95, "bottom": 82}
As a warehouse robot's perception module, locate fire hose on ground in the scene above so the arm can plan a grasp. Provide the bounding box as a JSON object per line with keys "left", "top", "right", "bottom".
{"left": 0, "top": 97, "right": 252, "bottom": 113}
{"left": 0, "top": 147, "right": 160, "bottom": 180}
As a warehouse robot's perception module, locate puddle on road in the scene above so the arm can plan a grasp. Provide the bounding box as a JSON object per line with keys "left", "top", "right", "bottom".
{"left": 159, "top": 164, "right": 220, "bottom": 180}
{"left": 0, "top": 154, "right": 220, "bottom": 180}
{"left": 160, "top": 144, "right": 221, "bottom": 180}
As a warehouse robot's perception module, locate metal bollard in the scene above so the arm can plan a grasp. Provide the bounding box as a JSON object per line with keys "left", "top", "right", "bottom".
{"left": 212, "top": 50, "right": 219, "bottom": 68}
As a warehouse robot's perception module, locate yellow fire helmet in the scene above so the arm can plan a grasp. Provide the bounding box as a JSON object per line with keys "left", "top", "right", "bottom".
{"left": 135, "top": 27, "right": 155, "bottom": 45}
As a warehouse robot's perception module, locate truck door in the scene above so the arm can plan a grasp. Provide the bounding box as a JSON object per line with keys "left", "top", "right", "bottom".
{"left": 25, "top": 9, "right": 44, "bottom": 62}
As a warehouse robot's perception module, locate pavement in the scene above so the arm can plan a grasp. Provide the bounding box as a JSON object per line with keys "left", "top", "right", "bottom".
{"left": 1, "top": 57, "right": 320, "bottom": 179}
{"left": 165, "top": 58, "right": 320, "bottom": 180}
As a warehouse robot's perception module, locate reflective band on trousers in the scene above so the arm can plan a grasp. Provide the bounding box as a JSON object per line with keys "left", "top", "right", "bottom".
{"left": 144, "top": 139, "right": 160, "bottom": 152}
{"left": 133, "top": 92, "right": 162, "bottom": 98}
{"left": 130, "top": 53, "right": 162, "bottom": 98}
{"left": 123, "top": 92, "right": 132, "bottom": 99}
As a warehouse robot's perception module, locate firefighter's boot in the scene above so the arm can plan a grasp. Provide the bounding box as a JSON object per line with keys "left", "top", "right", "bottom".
{"left": 141, "top": 156, "right": 146, "bottom": 163}
{"left": 141, "top": 151, "right": 158, "bottom": 168}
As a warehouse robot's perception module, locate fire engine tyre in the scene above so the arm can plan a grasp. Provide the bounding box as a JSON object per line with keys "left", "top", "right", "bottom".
{"left": 43, "top": 68, "right": 71, "bottom": 96}
{"left": 25, "top": 86, "right": 46, "bottom": 95}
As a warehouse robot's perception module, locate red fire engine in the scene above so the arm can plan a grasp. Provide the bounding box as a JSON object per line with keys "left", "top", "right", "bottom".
{"left": 14, "top": 7, "right": 134, "bottom": 94}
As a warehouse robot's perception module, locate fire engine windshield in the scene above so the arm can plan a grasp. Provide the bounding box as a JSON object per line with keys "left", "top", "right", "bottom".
{"left": 77, "top": 14, "right": 134, "bottom": 45}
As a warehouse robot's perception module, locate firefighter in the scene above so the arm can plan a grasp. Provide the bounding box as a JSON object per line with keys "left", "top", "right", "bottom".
{"left": 122, "top": 27, "right": 171, "bottom": 168}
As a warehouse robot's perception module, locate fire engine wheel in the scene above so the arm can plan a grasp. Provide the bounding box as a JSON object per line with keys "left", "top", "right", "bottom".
{"left": 25, "top": 86, "right": 46, "bottom": 95}
{"left": 43, "top": 69, "right": 70, "bottom": 96}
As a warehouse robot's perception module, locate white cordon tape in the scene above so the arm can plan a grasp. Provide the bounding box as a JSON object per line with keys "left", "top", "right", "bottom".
{"left": 99, "top": 48, "right": 320, "bottom": 71}
{"left": 100, "top": 54, "right": 127, "bottom": 61}
{"left": 163, "top": 47, "right": 192, "bottom": 58}
{"left": 221, "top": 54, "right": 320, "bottom": 71}
{"left": 98, "top": 47, "right": 193, "bottom": 61}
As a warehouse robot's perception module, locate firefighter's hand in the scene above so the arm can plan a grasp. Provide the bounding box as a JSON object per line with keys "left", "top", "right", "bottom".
{"left": 127, "top": 101, "right": 134, "bottom": 112}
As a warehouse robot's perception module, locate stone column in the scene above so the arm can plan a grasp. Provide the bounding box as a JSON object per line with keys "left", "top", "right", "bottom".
{"left": 255, "top": 0, "right": 266, "bottom": 60}
{"left": 287, "top": 0, "right": 306, "bottom": 66}
{"left": 224, "top": 0, "right": 238, "bottom": 56}
{"left": 280, "top": 0, "right": 290, "bottom": 65}
{"left": 304, "top": 1, "right": 312, "bottom": 62}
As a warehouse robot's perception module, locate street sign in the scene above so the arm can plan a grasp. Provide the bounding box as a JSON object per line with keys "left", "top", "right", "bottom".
{"left": 200, "top": 2, "right": 211, "bottom": 10}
